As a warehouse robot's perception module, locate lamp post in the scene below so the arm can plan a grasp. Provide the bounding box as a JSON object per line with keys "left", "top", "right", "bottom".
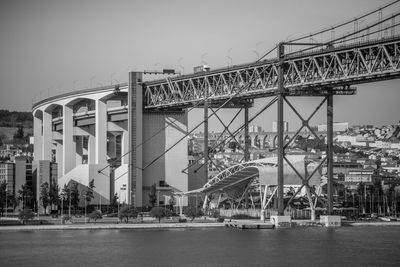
{"left": 252, "top": 50, "right": 259, "bottom": 61}
{"left": 201, "top": 53, "right": 208, "bottom": 65}
{"left": 110, "top": 72, "right": 116, "bottom": 85}
{"left": 73, "top": 80, "right": 79, "bottom": 91}
{"left": 90, "top": 76, "right": 96, "bottom": 88}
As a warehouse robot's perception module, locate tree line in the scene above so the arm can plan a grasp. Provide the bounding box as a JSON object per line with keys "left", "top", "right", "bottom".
{"left": 0, "top": 109, "right": 33, "bottom": 128}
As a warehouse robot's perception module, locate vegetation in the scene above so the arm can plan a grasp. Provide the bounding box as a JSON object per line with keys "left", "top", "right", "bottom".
{"left": 0, "top": 109, "right": 33, "bottom": 128}
{"left": 49, "top": 183, "right": 59, "bottom": 211}
{"left": 84, "top": 179, "right": 95, "bottom": 212}
{"left": 18, "top": 183, "right": 34, "bottom": 209}
{"left": 70, "top": 182, "right": 80, "bottom": 214}
{"left": 0, "top": 181, "right": 7, "bottom": 216}
{"left": 39, "top": 182, "right": 50, "bottom": 215}
{"left": 118, "top": 205, "right": 138, "bottom": 223}
{"left": 150, "top": 207, "right": 169, "bottom": 223}
{"left": 18, "top": 209, "right": 34, "bottom": 224}
{"left": 61, "top": 184, "right": 71, "bottom": 214}
{"left": 148, "top": 183, "right": 157, "bottom": 207}
{"left": 109, "top": 193, "right": 119, "bottom": 213}
{"left": 183, "top": 206, "right": 204, "bottom": 221}
{"left": 209, "top": 208, "right": 220, "bottom": 218}
{"left": 228, "top": 141, "right": 240, "bottom": 152}
{"left": 88, "top": 210, "right": 103, "bottom": 223}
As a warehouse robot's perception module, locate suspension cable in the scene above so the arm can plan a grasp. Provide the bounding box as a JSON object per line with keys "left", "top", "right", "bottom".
{"left": 286, "top": 0, "right": 400, "bottom": 44}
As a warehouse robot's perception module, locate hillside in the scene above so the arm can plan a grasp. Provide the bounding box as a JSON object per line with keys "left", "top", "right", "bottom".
{"left": 0, "top": 109, "right": 33, "bottom": 128}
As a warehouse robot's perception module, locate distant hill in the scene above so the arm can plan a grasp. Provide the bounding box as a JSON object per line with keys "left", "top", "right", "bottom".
{"left": 0, "top": 109, "right": 33, "bottom": 128}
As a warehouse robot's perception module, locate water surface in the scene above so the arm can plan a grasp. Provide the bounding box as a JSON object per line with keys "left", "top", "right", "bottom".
{"left": 1, "top": 226, "right": 400, "bottom": 266}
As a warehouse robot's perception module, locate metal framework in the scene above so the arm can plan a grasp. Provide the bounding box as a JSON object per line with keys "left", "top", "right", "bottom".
{"left": 202, "top": 160, "right": 277, "bottom": 194}
{"left": 144, "top": 36, "right": 400, "bottom": 109}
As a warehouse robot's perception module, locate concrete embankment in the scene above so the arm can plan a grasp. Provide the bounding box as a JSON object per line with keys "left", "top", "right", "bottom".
{"left": 0, "top": 222, "right": 225, "bottom": 231}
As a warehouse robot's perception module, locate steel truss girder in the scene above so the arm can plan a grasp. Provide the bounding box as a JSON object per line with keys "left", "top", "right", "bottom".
{"left": 143, "top": 37, "right": 400, "bottom": 109}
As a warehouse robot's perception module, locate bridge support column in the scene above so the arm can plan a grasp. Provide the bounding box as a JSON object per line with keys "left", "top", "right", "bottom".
{"left": 128, "top": 71, "right": 143, "bottom": 207}
{"left": 244, "top": 105, "right": 250, "bottom": 162}
{"left": 33, "top": 113, "right": 43, "bottom": 161}
{"left": 121, "top": 130, "right": 129, "bottom": 164}
{"left": 95, "top": 99, "right": 107, "bottom": 165}
{"left": 88, "top": 132, "right": 96, "bottom": 164}
{"left": 327, "top": 93, "right": 333, "bottom": 215}
{"left": 63, "top": 105, "right": 75, "bottom": 175}
{"left": 42, "top": 110, "right": 52, "bottom": 160}
{"left": 204, "top": 89, "right": 209, "bottom": 182}
{"left": 277, "top": 43, "right": 285, "bottom": 216}
{"left": 323, "top": 93, "right": 341, "bottom": 226}
{"left": 55, "top": 140, "right": 63, "bottom": 177}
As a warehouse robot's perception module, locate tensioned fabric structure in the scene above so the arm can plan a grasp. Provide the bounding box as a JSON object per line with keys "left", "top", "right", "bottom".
{"left": 177, "top": 154, "right": 322, "bottom": 210}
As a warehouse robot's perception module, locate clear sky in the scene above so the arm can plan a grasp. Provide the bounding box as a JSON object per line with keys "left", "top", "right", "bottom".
{"left": 0, "top": 0, "right": 399, "bottom": 131}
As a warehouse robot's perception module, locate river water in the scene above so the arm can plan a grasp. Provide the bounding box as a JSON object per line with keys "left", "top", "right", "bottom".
{"left": 1, "top": 226, "right": 400, "bottom": 266}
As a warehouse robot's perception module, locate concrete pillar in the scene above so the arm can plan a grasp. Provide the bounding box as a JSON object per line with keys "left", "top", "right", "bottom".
{"left": 75, "top": 136, "right": 83, "bottom": 165}
{"left": 56, "top": 140, "right": 63, "bottom": 177}
{"left": 63, "top": 105, "right": 75, "bottom": 175}
{"left": 33, "top": 114, "right": 43, "bottom": 160}
{"left": 42, "top": 111, "right": 52, "bottom": 161}
{"left": 128, "top": 72, "right": 143, "bottom": 207}
{"left": 95, "top": 99, "right": 107, "bottom": 165}
{"left": 88, "top": 133, "right": 96, "bottom": 164}
{"left": 108, "top": 133, "right": 116, "bottom": 159}
{"left": 121, "top": 130, "right": 129, "bottom": 164}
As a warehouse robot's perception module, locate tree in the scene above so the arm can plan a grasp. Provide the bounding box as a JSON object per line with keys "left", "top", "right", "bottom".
{"left": 85, "top": 179, "right": 95, "bottom": 205}
{"left": 118, "top": 205, "right": 139, "bottom": 223}
{"left": 149, "top": 183, "right": 157, "bottom": 207}
{"left": 49, "top": 183, "right": 60, "bottom": 211}
{"left": 150, "top": 207, "right": 167, "bottom": 223}
{"left": 168, "top": 193, "right": 175, "bottom": 211}
{"left": 109, "top": 193, "right": 119, "bottom": 213}
{"left": 18, "top": 209, "right": 34, "bottom": 224}
{"left": 61, "top": 184, "right": 71, "bottom": 214}
{"left": 88, "top": 210, "right": 102, "bottom": 223}
{"left": 228, "top": 141, "right": 239, "bottom": 152}
{"left": 184, "top": 206, "right": 204, "bottom": 221}
{"left": 13, "top": 125, "right": 25, "bottom": 140}
{"left": 70, "top": 182, "right": 80, "bottom": 214}
{"left": 18, "top": 183, "right": 33, "bottom": 209}
{"left": 0, "top": 181, "right": 7, "bottom": 216}
{"left": 39, "top": 182, "right": 50, "bottom": 215}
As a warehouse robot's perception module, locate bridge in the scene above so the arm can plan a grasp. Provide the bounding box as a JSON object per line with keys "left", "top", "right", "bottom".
{"left": 32, "top": 0, "right": 400, "bottom": 224}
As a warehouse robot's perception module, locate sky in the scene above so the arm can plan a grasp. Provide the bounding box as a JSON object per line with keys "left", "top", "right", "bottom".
{"left": 0, "top": 0, "right": 399, "bottom": 132}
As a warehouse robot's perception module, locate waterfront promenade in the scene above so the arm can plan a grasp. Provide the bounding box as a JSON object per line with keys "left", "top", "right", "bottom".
{"left": 2, "top": 218, "right": 400, "bottom": 231}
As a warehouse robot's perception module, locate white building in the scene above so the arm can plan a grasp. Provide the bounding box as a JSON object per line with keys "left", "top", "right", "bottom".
{"left": 318, "top": 122, "right": 349, "bottom": 132}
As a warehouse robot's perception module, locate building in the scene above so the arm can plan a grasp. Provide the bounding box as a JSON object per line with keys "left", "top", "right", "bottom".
{"left": 345, "top": 168, "right": 377, "bottom": 184}
{"left": 318, "top": 122, "right": 349, "bottom": 132}
{"left": 0, "top": 162, "right": 15, "bottom": 199}
{"left": 272, "top": 121, "right": 288, "bottom": 132}
{"left": 15, "top": 156, "right": 34, "bottom": 210}
{"left": 32, "top": 160, "right": 58, "bottom": 214}
{"left": 32, "top": 80, "right": 188, "bottom": 208}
